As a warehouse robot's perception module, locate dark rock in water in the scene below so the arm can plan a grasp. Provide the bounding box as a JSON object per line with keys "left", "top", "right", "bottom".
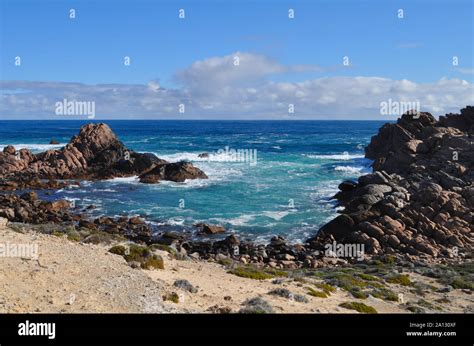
{"left": 213, "top": 234, "right": 240, "bottom": 254}
{"left": 20, "top": 191, "right": 38, "bottom": 202}
{"left": 198, "top": 153, "right": 210, "bottom": 158}
{"left": 195, "top": 223, "right": 225, "bottom": 234}
{"left": 318, "top": 214, "right": 355, "bottom": 240}
{"left": 138, "top": 174, "right": 160, "bottom": 184}
{"left": 129, "top": 216, "right": 145, "bottom": 225}
{"left": 40, "top": 200, "right": 70, "bottom": 212}
{"left": 139, "top": 161, "right": 208, "bottom": 183}
{"left": 155, "top": 232, "right": 185, "bottom": 246}
{"left": 358, "top": 171, "right": 389, "bottom": 186}
{"left": 79, "top": 219, "right": 97, "bottom": 230}
{"left": 339, "top": 180, "right": 357, "bottom": 192}
{"left": 49, "top": 139, "right": 59, "bottom": 145}
{"left": 269, "top": 236, "right": 286, "bottom": 247}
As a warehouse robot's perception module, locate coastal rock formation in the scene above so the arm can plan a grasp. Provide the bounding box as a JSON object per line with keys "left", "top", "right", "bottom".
{"left": 1, "top": 109, "right": 472, "bottom": 269}
{"left": 139, "top": 161, "right": 207, "bottom": 183}
{"left": 0, "top": 123, "right": 207, "bottom": 185}
{"left": 307, "top": 106, "right": 474, "bottom": 261}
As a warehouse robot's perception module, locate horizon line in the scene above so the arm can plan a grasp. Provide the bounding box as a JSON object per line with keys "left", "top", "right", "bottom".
{"left": 0, "top": 118, "right": 397, "bottom": 122}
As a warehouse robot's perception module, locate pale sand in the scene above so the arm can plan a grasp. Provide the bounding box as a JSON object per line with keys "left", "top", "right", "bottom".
{"left": 1, "top": 219, "right": 472, "bottom": 313}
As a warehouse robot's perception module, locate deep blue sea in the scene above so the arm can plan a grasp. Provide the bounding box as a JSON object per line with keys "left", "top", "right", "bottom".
{"left": 0, "top": 120, "right": 385, "bottom": 243}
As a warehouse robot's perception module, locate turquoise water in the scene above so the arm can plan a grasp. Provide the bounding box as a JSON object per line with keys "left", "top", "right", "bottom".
{"left": 0, "top": 120, "right": 384, "bottom": 243}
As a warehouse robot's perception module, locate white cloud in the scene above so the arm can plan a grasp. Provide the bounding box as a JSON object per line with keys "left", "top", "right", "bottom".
{"left": 1, "top": 53, "right": 473, "bottom": 119}
{"left": 455, "top": 67, "right": 474, "bottom": 75}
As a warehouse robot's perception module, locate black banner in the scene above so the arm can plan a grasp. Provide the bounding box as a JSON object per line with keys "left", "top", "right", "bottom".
{"left": 0, "top": 313, "right": 471, "bottom": 345}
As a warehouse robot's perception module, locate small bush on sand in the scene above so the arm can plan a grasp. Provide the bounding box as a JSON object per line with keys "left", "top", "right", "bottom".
{"left": 109, "top": 245, "right": 127, "bottom": 256}
{"left": 141, "top": 254, "right": 164, "bottom": 270}
{"left": 267, "top": 288, "right": 308, "bottom": 303}
{"left": 386, "top": 274, "right": 412, "bottom": 286}
{"left": 163, "top": 292, "right": 180, "bottom": 303}
{"left": 314, "top": 282, "right": 336, "bottom": 294}
{"left": 307, "top": 288, "right": 328, "bottom": 298}
{"left": 229, "top": 266, "right": 286, "bottom": 280}
{"left": 370, "top": 288, "right": 398, "bottom": 301}
{"left": 239, "top": 297, "right": 274, "bottom": 314}
{"left": 339, "top": 302, "right": 377, "bottom": 314}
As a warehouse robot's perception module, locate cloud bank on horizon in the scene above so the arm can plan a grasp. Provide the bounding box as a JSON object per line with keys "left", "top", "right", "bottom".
{"left": 1, "top": 0, "right": 473, "bottom": 119}
{"left": 1, "top": 52, "right": 473, "bottom": 120}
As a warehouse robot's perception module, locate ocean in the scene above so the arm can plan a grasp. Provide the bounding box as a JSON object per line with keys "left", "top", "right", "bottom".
{"left": 0, "top": 120, "right": 385, "bottom": 243}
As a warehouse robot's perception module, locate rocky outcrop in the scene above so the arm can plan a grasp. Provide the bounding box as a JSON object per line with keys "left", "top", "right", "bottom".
{"left": 307, "top": 106, "right": 474, "bottom": 262}
{"left": 0, "top": 123, "right": 207, "bottom": 186}
{"left": 1, "top": 109, "right": 472, "bottom": 269}
{"left": 139, "top": 161, "right": 207, "bottom": 183}
{"left": 195, "top": 223, "right": 226, "bottom": 235}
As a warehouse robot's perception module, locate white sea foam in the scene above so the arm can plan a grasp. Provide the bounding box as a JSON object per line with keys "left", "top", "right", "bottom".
{"left": 304, "top": 153, "right": 364, "bottom": 160}
{"left": 334, "top": 166, "right": 365, "bottom": 174}
{"left": 106, "top": 176, "right": 139, "bottom": 183}
{"left": 211, "top": 214, "right": 256, "bottom": 226}
{"left": 156, "top": 151, "right": 255, "bottom": 164}
{"left": 0, "top": 143, "right": 66, "bottom": 152}
{"left": 261, "top": 211, "right": 290, "bottom": 221}
{"left": 91, "top": 188, "right": 117, "bottom": 193}
{"left": 157, "top": 178, "right": 211, "bottom": 188}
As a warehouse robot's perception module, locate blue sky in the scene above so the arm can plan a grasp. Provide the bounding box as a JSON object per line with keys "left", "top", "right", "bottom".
{"left": 0, "top": 0, "right": 473, "bottom": 119}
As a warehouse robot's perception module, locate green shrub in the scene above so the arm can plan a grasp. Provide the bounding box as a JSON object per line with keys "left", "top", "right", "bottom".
{"left": 370, "top": 288, "right": 398, "bottom": 301}
{"left": 141, "top": 254, "right": 164, "bottom": 270}
{"left": 66, "top": 230, "right": 81, "bottom": 242}
{"left": 348, "top": 287, "right": 369, "bottom": 299}
{"left": 51, "top": 230, "right": 64, "bottom": 237}
{"left": 229, "top": 266, "right": 274, "bottom": 280}
{"left": 307, "top": 288, "right": 328, "bottom": 298}
{"left": 339, "top": 302, "right": 377, "bottom": 314}
{"left": 357, "top": 273, "right": 380, "bottom": 282}
{"left": 217, "top": 257, "right": 233, "bottom": 267}
{"left": 124, "top": 244, "right": 151, "bottom": 262}
{"left": 386, "top": 274, "right": 412, "bottom": 286}
{"left": 229, "top": 266, "right": 287, "bottom": 280}
{"left": 150, "top": 244, "right": 177, "bottom": 256}
{"left": 109, "top": 245, "right": 127, "bottom": 256}
{"left": 163, "top": 292, "right": 179, "bottom": 303}
{"left": 451, "top": 277, "right": 474, "bottom": 290}
{"left": 314, "top": 282, "right": 336, "bottom": 294}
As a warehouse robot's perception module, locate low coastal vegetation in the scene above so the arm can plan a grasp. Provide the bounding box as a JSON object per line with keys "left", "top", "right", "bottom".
{"left": 228, "top": 265, "right": 288, "bottom": 280}
{"left": 267, "top": 288, "right": 308, "bottom": 303}
{"left": 339, "top": 302, "right": 378, "bottom": 314}
{"left": 162, "top": 292, "right": 180, "bottom": 304}
{"left": 239, "top": 297, "right": 274, "bottom": 314}
{"left": 306, "top": 288, "right": 328, "bottom": 298}
{"left": 109, "top": 244, "right": 164, "bottom": 270}
{"left": 385, "top": 274, "right": 413, "bottom": 286}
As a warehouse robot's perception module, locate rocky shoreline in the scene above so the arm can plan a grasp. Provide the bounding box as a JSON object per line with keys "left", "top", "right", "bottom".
{"left": 0, "top": 107, "right": 473, "bottom": 270}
